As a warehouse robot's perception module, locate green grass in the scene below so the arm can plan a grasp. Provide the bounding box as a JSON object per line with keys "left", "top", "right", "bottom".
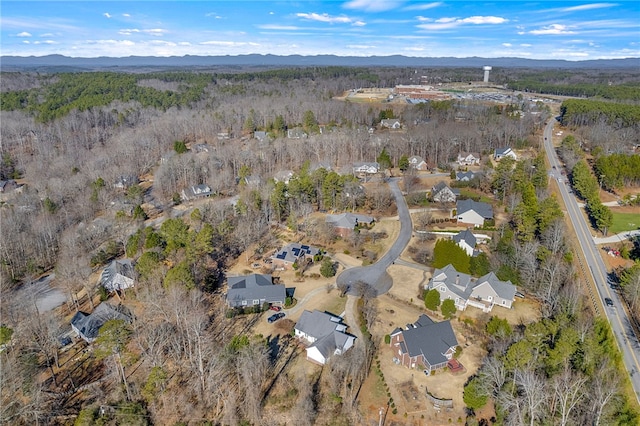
{"left": 457, "top": 188, "right": 494, "bottom": 204}
{"left": 610, "top": 212, "right": 640, "bottom": 234}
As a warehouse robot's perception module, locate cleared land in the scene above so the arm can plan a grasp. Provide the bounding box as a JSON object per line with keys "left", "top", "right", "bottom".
{"left": 610, "top": 211, "right": 640, "bottom": 235}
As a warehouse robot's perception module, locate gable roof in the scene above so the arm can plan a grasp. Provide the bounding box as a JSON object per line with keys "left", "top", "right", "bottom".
{"left": 100, "top": 259, "right": 135, "bottom": 292}
{"left": 71, "top": 303, "right": 132, "bottom": 343}
{"left": 475, "top": 272, "right": 516, "bottom": 301}
{"left": 408, "top": 155, "right": 426, "bottom": 164}
{"left": 399, "top": 317, "right": 458, "bottom": 366}
{"left": 184, "top": 184, "right": 212, "bottom": 198}
{"left": 432, "top": 181, "right": 460, "bottom": 196}
{"left": 457, "top": 199, "right": 493, "bottom": 219}
{"left": 226, "top": 274, "right": 285, "bottom": 305}
{"left": 272, "top": 243, "right": 320, "bottom": 264}
{"left": 456, "top": 171, "right": 482, "bottom": 181}
{"left": 325, "top": 212, "right": 374, "bottom": 229}
{"left": 453, "top": 230, "right": 477, "bottom": 248}
{"left": 430, "top": 264, "right": 474, "bottom": 299}
{"left": 458, "top": 152, "right": 480, "bottom": 160}
{"left": 494, "top": 147, "right": 513, "bottom": 156}
{"left": 295, "top": 310, "right": 345, "bottom": 340}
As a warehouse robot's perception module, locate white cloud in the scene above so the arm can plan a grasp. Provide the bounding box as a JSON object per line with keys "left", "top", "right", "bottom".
{"left": 502, "top": 43, "right": 512, "bottom": 47}
{"left": 40, "top": 33, "right": 54, "bottom": 37}
{"left": 346, "top": 44, "right": 377, "bottom": 49}
{"left": 560, "top": 3, "right": 618, "bottom": 12}
{"left": 257, "top": 24, "right": 301, "bottom": 30}
{"left": 529, "top": 24, "right": 575, "bottom": 35}
{"left": 103, "top": 13, "right": 112, "bottom": 19}
{"left": 17, "top": 31, "right": 32, "bottom": 37}
{"left": 296, "top": 13, "right": 361, "bottom": 25}
{"left": 122, "top": 13, "right": 130, "bottom": 18}
{"left": 416, "top": 16, "right": 432, "bottom": 22}
{"left": 404, "top": 2, "right": 443, "bottom": 11}
{"left": 342, "top": 0, "right": 404, "bottom": 12}
{"left": 33, "top": 40, "right": 57, "bottom": 45}
{"left": 118, "top": 28, "right": 167, "bottom": 36}
{"left": 23, "top": 40, "right": 30, "bottom": 44}
{"left": 520, "top": 43, "right": 532, "bottom": 47}
{"left": 205, "top": 12, "right": 222, "bottom": 18}
{"left": 418, "top": 15, "right": 508, "bottom": 30}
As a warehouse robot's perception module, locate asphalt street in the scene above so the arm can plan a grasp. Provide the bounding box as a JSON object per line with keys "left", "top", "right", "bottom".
{"left": 336, "top": 177, "right": 413, "bottom": 296}
{"left": 543, "top": 119, "right": 640, "bottom": 403}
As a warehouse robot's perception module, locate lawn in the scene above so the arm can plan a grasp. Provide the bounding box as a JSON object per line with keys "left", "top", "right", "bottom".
{"left": 610, "top": 212, "right": 640, "bottom": 235}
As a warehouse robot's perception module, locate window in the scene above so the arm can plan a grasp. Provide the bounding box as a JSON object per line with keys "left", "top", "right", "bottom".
{"left": 252, "top": 299, "right": 260, "bottom": 305}
{"left": 440, "top": 286, "right": 445, "bottom": 292}
{"left": 241, "top": 300, "right": 247, "bottom": 306}
{"left": 502, "top": 300, "right": 506, "bottom": 305}
{"left": 487, "top": 295, "right": 493, "bottom": 301}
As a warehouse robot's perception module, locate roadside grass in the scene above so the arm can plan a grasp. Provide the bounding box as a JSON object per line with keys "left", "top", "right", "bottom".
{"left": 610, "top": 212, "right": 640, "bottom": 235}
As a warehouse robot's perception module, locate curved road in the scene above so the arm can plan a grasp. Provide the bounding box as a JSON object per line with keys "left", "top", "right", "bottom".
{"left": 543, "top": 119, "right": 640, "bottom": 402}
{"left": 336, "top": 178, "right": 413, "bottom": 296}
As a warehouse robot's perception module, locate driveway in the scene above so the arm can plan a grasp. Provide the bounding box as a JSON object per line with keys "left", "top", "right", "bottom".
{"left": 336, "top": 178, "right": 413, "bottom": 296}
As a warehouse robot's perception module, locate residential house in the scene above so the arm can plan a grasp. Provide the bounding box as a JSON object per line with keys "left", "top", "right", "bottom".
{"left": 430, "top": 181, "right": 460, "bottom": 203}
{"left": 294, "top": 310, "right": 356, "bottom": 365}
{"left": 181, "top": 184, "right": 213, "bottom": 201}
{"left": 389, "top": 314, "right": 459, "bottom": 373}
{"left": 271, "top": 243, "right": 321, "bottom": 270}
{"left": 380, "top": 118, "right": 401, "bottom": 129}
{"left": 193, "top": 143, "right": 211, "bottom": 153}
{"left": 253, "top": 131, "right": 269, "bottom": 142}
{"left": 494, "top": 147, "right": 517, "bottom": 161}
{"left": 455, "top": 171, "right": 482, "bottom": 182}
{"left": 408, "top": 155, "right": 428, "bottom": 171}
{"left": 243, "top": 175, "right": 262, "bottom": 188}
{"left": 273, "top": 170, "right": 295, "bottom": 185}
{"left": 226, "top": 274, "right": 286, "bottom": 308}
{"left": 217, "top": 132, "right": 231, "bottom": 140}
{"left": 100, "top": 259, "right": 136, "bottom": 293}
{"left": 452, "top": 230, "right": 478, "bottom": 257}
{"left": 352, "top": 162, "right": 380, "bottom": 175}
{"left": 287, "top": 127, "right": 308, "bottom": 139}
{"left": 426, "top": 264, "right": 516, "bottom": 312}
{"left": 113, "top": 175, "right": 139, "bottom": 190}
{"left": 0, "top": 179, "right": 18, "bottom": 193}
{"left": 456, "top": 199, "right": 494, "bottom": 227}
{"left": 457, "top": 152, "right": 481, "bottom": 166}
{"left": 325, "top": 212, "right": 375, "bottom": 237}
{"left": 71, "top": 303, "right": 132, "bottom": 343}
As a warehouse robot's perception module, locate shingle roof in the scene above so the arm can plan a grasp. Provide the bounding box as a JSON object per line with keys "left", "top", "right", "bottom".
{"left": 71, "top": 303, "right": 132, "bottom": 343}
{"left": 400, "top": 318, "right": 458, "bottom": 366}
{"left": 476, "top": 272, "right": 516, "bottom": 301}
{"left": 226, "top": 274, "right": 285, "bottom": 306}
{"left": 453, "top": 230, "right": 477, "bottom": 248}
{"left": 495, "top": 147, "right": 513, "bottom": 156}
{"left": 456, "top": 171, "right": 482, "bottom": 181}
{"left": 430, "top": 264, "right": 474, "bottom": 300}
{"left": 100, "top": 259, "right": 135, "bottom": 292}
{"left": 272, "top": 243, "right": 320, "bottom": 264}
{"left": 295, "top": 310, "right": 345, "bottom": 340}
{"left": 325, "top": 212, "right": 374, "bottom": 229}
{"left": 456, "top": 199, "right": 493, "bottom": 219}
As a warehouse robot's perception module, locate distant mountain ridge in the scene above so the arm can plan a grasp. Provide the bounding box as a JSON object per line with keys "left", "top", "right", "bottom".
{"left": 2, "top": 54, "right": 639, "bottom": 70}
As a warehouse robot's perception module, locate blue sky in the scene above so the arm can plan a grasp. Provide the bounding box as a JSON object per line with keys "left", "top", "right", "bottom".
{"left": 2, "top": 1, "right": 638, "bottom": 60}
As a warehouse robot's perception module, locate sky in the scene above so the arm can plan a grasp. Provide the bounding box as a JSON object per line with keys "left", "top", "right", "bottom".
{"left": 1, "top": 1, "right": 639, "bottom": 60}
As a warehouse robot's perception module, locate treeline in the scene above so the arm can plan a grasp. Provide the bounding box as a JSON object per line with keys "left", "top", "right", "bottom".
{"left": 594, "top": 153, "right": 640, "bottom": 191}
{"left": 571, "top": 160, "right": 614, "bottom": 235}
{"left": 508, "top": 80, "right": 640, "bottom": 101}
{"left": 559, "top": 98, "right": 640, "bottom": 128}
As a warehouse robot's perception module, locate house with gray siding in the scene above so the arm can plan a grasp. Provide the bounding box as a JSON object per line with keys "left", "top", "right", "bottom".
{"left": 426, "top": 264, "right": 516, "bottom": 312}
{"left": 430, "top": 181, "right": 460, "bottom": 203}
{"left": 226, "top": 274, "right": 285, "bottom": 308}
{"left": 452, "top": 230, "right": 478, "bottom": 257}
{"left": 389, "top": 314, "right": 459, "bottom": 373}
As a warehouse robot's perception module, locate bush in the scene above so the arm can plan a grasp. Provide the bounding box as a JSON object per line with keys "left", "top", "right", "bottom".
{"left": 384, "top": 334, "right": 391, "bottom": 344}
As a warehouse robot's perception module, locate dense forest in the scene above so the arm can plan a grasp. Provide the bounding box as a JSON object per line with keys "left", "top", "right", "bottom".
{"left": 1, "top": 66, "right": 639, "bottom": 425}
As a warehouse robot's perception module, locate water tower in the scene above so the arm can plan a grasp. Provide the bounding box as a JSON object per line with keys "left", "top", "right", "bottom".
{"left": 483, "top": 66, "right": 492, "bottom": 83}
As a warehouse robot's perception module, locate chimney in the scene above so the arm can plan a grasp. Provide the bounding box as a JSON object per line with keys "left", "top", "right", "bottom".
{"left": 456, "top": 274, "right": 460, "bottom": 285}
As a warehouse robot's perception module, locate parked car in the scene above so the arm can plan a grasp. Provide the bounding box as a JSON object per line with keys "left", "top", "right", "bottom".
{"left": 267, "top": 312, "right": 286, "bottom": 323}
{"left": 269, "top": 305, "right": 282, "bottom": 312}
{"left": 605, "top": 297, "right": 614, "bottom": 307}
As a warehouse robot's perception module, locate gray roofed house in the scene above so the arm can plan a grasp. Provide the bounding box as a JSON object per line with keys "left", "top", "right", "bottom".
{"left": 113, "top": 175, "right": 139, "bottom": 190}
{"left": 427, "top": 264, "right": 516, "bottom": 312}
{"left": 181, "top": 184, "right": 213, "bottom": 201}
{"left": 453, "top": 230, "right": 478, "bottom": 257}
{"left": 352, "top": 162, "right": 380, "bottom": 174}
{"left": 254, "top": 131, "right": 268, "bottom": 142}
{"left": 226, "top": 274, "right": 285, "bottom": 307}
{"left": 494, "top": 147, "right": 517, "bottom": 160}
{"left": 100, "top": 259, "right": 135, "bottom": 292}
{"left": 408, "top": 155, "right": 428, "bottom": 171}
{"left": 71, "top": 303, "right": 132, "bottom": 343}
{"left": 273, "top": 170, "right": 295, "bottom": 184}
{"left": 271, "top": 242, "right": 321, "bottom": 269}
{"left": 457, "top": 152, "right": 481, "bottom": 166}
{"left": 455, "top": 171, "right": 482, "bottom": 182}
{"left": 389, "top": 314, "right": 459, "bottom": 373}
{"left": 380, "top": 118, "right": 401, "bottom": 129}
{"left": 456, "top": 199, "right": 494, "bottom": 227}
{"left": 325, "top": 212, "right": 375, "bottom": 237}
{"left": 287, "top": 127, "right": 308, "bottom": 139}
{"left": 431, "top": 181, "right": 460, "bottom": 203}
{"left": 295, "top": 310, "right": 356, "bottom": 365}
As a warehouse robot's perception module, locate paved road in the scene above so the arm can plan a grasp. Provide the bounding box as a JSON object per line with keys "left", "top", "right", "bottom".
{"left": 594, "top": 230, "right": 640, "bottom": 245}
{"left": 543, "top": 120, "right": 640, "bottom": 402}
{"left": 336, "top": 178, "right": 413, "bottom": 296}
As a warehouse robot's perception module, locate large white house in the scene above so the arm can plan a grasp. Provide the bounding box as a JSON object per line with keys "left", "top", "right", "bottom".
{"left": 456, "top": 199, "right": 494, "bottom": 227}
{"left": 294, "top": 310, "right": 356, "bottom": 365}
